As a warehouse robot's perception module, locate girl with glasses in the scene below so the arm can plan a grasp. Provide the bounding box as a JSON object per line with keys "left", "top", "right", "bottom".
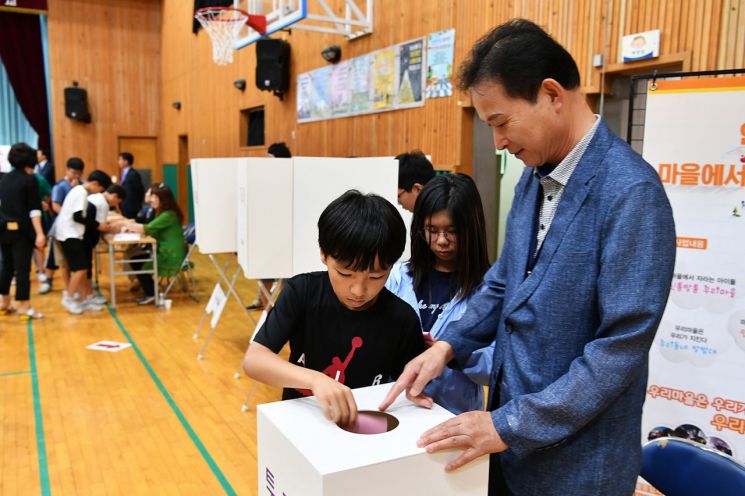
{"left": 386, "top": 173, "right": 493, "bottom": 414}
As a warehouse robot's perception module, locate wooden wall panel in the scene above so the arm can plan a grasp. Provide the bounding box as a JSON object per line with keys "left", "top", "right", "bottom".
{"left": 47, "top": 0, "right": 161, "bottom": 181}
{"left": 47, "top": 0, "right": 745, "bottom": 179}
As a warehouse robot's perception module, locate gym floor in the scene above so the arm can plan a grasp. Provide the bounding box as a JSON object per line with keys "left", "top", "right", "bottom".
{"left": 1, "top": 251, "right": 284, "bottom": 495}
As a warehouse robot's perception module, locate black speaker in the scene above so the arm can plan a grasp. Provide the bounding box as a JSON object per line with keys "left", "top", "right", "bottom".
{"left": 64, "top": 86, "right": 91, "bottom": 123}
{"left": 255, "top": 39, "right": 290, "bottom": 94}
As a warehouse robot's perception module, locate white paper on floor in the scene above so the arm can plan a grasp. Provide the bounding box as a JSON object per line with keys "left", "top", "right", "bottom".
{"left": 86, "top": 340, "right": 132, "bottom": 352}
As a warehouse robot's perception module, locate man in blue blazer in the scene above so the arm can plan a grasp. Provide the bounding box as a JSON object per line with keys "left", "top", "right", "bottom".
{"left": 117, "top": 152, "right": 145, "bottom": 219}
{"left": 380, "top": 20, "right": 676, "bottom": 495}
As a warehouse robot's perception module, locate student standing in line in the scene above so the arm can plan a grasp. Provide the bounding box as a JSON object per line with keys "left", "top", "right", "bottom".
{"left": 243, "top": 190, "right": 424, "bottom": 426}
{"left": 386, "top": 173, "right": 492, "bottom": 414}
{"left": 40, "top": 157, "right": 85, "bottom": 295}
{"left": 0, "top": 143, "right": 46, "bottom": 320}
{"left": 82, "top": 184, "right": 126, "bottom": 305}
{"left": 55, "top": 170, "right": 111, "bottom": 314}
{"left": 395, "top": 150, "right": 435, "bottom": 212}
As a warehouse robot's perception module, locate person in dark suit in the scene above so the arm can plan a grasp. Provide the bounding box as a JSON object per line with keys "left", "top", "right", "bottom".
{"left": 380, "top": 19, "right": 676, "bottom": 496}
{"left": 117, "top": 151, "right": 145, "bottom": 219}
{"left": 35, "top": 148, "right": 55, "bottom": 186}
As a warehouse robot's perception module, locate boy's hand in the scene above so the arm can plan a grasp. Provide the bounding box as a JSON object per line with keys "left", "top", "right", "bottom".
{"left": 310, "top": 372, "right": 358, "bottom": 426}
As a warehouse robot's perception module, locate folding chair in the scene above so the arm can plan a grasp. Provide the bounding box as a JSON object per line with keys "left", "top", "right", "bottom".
{"left": 640, "top": 437, "right": 745, "bottom": 495}
{"left": 162, "top": 223, "right": 199, "bottom": 301}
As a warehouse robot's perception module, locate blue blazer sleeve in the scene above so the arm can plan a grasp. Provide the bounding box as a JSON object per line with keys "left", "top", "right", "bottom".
{"left": 440, "top": 257, "right": 506, "bottom": 366}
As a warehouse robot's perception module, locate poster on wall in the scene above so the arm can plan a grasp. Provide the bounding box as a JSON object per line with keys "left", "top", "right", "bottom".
{"left": 425, "top": 28, "right": 455, "bottom": 99}
{"left": 296, "top": 73, "right": 312, "bottom": 121}
{"left": 372, "top": 48, "right": 395, "bottom": 110}
{"left": 350, "top": 55, "right": 371, "bottom": 114}
{"left": 397, "top": 38, "right": 424, "bottom": 106}
{"left": 330, "top": 61, "right": 352, "bottom": 116}
{"left": 638, "top": 76, "right": 745, "bottom": 489}
{"left": 310, "top": 66, "right": 332, "bottom": 120}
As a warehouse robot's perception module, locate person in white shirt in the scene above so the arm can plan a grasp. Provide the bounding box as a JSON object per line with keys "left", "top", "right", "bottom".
{"left": 82, "top": 185, "right": 126, "bottom": 305}
{"left": 54, "top": 170, "right": 111, "bottom": 314}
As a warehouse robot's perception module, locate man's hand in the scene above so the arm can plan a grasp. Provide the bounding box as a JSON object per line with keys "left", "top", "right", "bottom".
{"left": 309, "top": 372, "right": 358, "bottom": 426}
{"left": 378, "top": 340, "right": 453, "bottom": 411}
{"left": 418, "top": 411, "right": 508, "bottom": 471}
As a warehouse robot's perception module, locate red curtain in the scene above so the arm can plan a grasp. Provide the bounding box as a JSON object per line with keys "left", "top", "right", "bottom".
{"left": 0, "top": 11, "right": 51, "bottom": 151}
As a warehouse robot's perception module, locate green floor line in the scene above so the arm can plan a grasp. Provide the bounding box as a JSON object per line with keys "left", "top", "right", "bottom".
{"left": 0, "top": 369, "right": 31, "bottom": 377}
{"left": 27, "top": 320, "right": 51, "bottom": 496}
{"left": 104, "top": 304, "right": 237, "bottom": 496}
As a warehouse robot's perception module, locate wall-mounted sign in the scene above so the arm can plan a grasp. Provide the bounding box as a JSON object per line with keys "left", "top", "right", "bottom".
{"left": 622, "top": 29, "right": 660, "bottom": 62}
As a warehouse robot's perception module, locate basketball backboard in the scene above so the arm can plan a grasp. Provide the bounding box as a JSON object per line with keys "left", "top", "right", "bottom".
{"left": 234, "top": 0, "right": 307, "bottom": 49}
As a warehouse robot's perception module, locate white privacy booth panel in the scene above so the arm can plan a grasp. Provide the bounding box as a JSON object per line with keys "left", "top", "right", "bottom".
{"left": 191, "top": 157, "right": 242, "bottom": 254}
{"left": 291, "top": 157, "right": 400, "bottom": 275}
{"left": 238, "top": 158, "right": 294, "bottom": 279}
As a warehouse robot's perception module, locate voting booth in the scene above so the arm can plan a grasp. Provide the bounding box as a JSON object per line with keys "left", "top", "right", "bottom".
{"left": 234, "top": 156, "right": 406, "bottom": 280}
{"left": 191, "top": 157, "right": 242, "bottom": 254}
{"left": 237, "top": 157, "right": 294, "bottom": 279}
{"left": 257, "top": 384, "right": 488, "bottom": 495}
{"left": 192, "top": 155, "right": 409, "bottom": 279}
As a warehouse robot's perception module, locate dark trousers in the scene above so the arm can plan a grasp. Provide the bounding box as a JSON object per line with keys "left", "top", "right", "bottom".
{"left": 489, "top": 453, "right": 513, "bottom": 495}
{"left": 488, "top": 371, "right": 514, "bottom": 495}
{"left": 0, "top": 237, "right": 34, "bottom": 301}
{"left": 45, "top": 239, "right": 57, "bottom": 270}
{"left": 131, "top": 253, "right": 155, "bottom": 297}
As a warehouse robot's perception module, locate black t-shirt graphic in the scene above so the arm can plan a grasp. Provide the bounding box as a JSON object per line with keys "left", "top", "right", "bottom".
{"left": 253, "top": 271, "right": 425, "bottom": 400}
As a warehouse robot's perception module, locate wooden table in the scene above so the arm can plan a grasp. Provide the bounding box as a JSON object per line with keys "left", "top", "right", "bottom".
{"left": 102, "top": 233, "right": 159, "bottom": 308}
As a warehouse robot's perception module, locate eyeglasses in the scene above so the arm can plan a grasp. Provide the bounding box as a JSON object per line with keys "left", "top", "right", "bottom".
{"left": 419, "top": 227, "right": 458, "bottom": 242}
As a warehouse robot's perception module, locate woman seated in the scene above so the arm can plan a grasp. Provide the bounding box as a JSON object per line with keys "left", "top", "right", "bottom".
{"left": 118, "top": 185, "right": 185, "bottom": 304}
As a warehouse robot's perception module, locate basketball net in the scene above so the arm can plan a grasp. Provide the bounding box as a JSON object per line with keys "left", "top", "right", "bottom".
{"left": 195, "top": 7, "right": 266, "bottom": 65}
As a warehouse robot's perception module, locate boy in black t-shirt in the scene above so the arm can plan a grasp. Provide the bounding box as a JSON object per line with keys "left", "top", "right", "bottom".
{"left": 244, "top": 190, "right": 424, "bottom": 426}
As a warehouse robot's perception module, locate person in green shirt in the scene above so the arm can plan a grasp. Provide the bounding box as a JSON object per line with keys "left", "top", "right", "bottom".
{"left": 33, "top": 172, "right": 52, "bottom": 287}
{"left": 120, "top": 185, "right": 185, "bottom": 305}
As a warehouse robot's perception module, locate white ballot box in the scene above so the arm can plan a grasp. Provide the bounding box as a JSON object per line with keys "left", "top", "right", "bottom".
{"left": 257, "top": 384, "right": 488, "bottom": 495}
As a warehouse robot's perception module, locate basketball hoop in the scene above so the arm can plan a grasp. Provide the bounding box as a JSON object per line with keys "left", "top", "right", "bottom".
{"left": 195, "top": 7, "right": 267, "bottom": 65}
